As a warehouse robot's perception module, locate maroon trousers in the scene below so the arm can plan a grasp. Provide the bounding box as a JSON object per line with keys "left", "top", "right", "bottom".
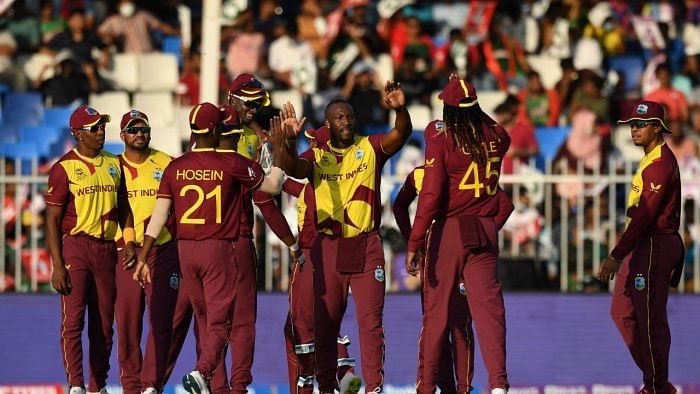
{"left": 284, "top": 248, "right": 316, "bottom": 393}
{"left": 115, "top": 242, "right": 179, "bottom": 393}
{"left": 418, "top": 217, "right": 507, "bottom": 393}
{"left": 312, "top": 232, "right": 386, "bottom": 393}
{"left": 178, "top": 239, "right": 238, "bottom": 380}
{"left": 610, "top": 234, "right": 683, "bottom": 393}
{"left": 59, "top": 235, "right": 117, "bottom": 392}
{"left": 209, "top": 236, "right": 258, "bottom": 394}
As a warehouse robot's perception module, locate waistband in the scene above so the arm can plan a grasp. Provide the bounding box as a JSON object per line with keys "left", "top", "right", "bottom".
{"left": 63, "top": 233, "right": 116, "bottom": 244}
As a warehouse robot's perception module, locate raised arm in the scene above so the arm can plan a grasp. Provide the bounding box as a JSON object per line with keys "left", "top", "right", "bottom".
{"left": 381, "top": 81, "right": 413, "bottom": 155}
{"left": 271, "top": 108, "right": 313, "bottom": 179}
{"left": 392, "top": 170, "right": 418, "bottom": 241}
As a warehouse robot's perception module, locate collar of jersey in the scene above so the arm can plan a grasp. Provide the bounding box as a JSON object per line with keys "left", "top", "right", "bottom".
{"left": 120, "top": 148, "right": 153, "bottom": 168}
{"left": 74, "top": 148, "right": 104, "bottom": 166}
{"left": 641, "top": 141, "right": 665, "bottom": 163}
{"left": 215, "top": 148, "right": 236, "bottom": 153}
{"left": 192, "top": 148, "right": 215, "bottom": 152}
{"left": 328, "top": 139, "right": 358, "bottom": 155}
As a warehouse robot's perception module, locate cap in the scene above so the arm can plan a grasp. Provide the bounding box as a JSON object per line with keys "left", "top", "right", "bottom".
{"left": 229, "top": 73, "right": 271, "bottom": 106}
{"left": 70, "top": 105, "right": 111, "bottom": 129}
{"left": 219, "top": 104, "right": 243, "bottom": 135}
{"left": 189, "top": 102, "right": 223, "bottom": 134}
{"left": 120, "top": 109, "right": 149, "bottom": 130}
{"left": 305, "top": 126, "right": 331, "bottom": 145}
{"left": 438, "top": 78, "right": 478, "bottom": 108}
{"left": 618, "top": 100, "right": 671, "bottom": 133}
{"left": 377, "top": 0, "right": 415, "bottom": 19}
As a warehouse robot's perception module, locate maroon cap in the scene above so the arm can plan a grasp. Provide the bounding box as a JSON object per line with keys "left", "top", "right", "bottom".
{"left": 229, "top": 73, "right": 271, "bottom": 106}
{"left": 69, "top": 105, "right": 111, "bottom": 129}
{"left": 120, "top": 109, "right": 149, "bottom": 130}
{"left": 218, "top": 104, "right": 243, "bottom": 135}
{"left": 618, "top": 100, "right": 671, "bottom": 133}
{"left": 305, "top": 126, "right": 330, "bottom": 145}
{"left": 438, "top": 78, "right": 478, "bottom": 108}
{"left": 189, "top": 102, "right": 223, "bottom": 134}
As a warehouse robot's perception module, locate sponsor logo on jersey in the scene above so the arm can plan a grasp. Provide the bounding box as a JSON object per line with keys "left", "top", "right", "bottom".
{"left": 47, "top": 187, "right": 54, "bottom": 194}
{"left": 650, "top": 182, "right": 661, "bottom": 193}
{"left": 247, "top": 144, "right": 255, "bottom": 158}
{"left": 459, "top": 282, "right": 466, "bottom": 295}
{"left": 355, "top": 148, "right": 364, "bottom": 161}
{"left": 248, "top": 166, "right": 256, "bottom": 179}
{"left": 634, "top": 274, "right": 646, "bottom": 290}
{"left": 375, "top": 266, "right": 385, "bottom": 282}
{"left": 425, "top": 158, "right": 435, "bottom": 167}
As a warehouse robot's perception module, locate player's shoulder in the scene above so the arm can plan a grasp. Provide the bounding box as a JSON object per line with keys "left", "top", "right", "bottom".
{"left": 643, "top": 143, "right": 679, "bottom": 175}
{"left": 425, "top": 119, "right": 447, "bottom": 138}
{"left": 149, "top": 148, "right": 173, "bottom": 163}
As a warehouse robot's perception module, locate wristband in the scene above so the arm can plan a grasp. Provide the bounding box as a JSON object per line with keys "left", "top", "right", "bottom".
{"left": 289, "top": 242, "right": 300, "bottom": 252}
{"left": 394, "top": 106, "right": 407, "bottom": 113}
{"left": 123, "top": 228, "right": 136, "bottom": 243}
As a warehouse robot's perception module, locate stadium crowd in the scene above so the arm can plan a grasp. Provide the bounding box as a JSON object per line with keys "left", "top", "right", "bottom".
{"left": 2, "top": 0, "right": 700, "bottom": 293}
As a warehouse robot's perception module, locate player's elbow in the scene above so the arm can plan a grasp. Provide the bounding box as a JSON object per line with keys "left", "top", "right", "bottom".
{"left": 259, "top": 167, "right": 284, "bottom": 195}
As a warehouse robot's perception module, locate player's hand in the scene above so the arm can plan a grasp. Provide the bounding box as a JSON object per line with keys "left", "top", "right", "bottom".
{"left": 597, "top": 256, "right": 621, "bottom": 282}
{"left": 51, "top": 264, "right": 72, "bottom": 295}
{"left": 132, "top": 260, "right": 151, "bottom": 288}
{"left": 122, "top": 241, "right": 137, "bottom": 269}
{"left": 405, "top": 249, "right": 424, "bottom": 277}
{"left": 383, "top": 80, "right": 406, "bottom": 110}
{"left": 269, "top": 115, "right": 287, "bottom": 150}
{"left": 280, "top": 102, "right": 307, "bottom": 138}
{"left": 291, "top": 249, "right": 306, "bottom": 271}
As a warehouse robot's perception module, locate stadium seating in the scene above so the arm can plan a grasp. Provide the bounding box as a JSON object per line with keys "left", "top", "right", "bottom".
{"left": 175, "top": 104, "right": 194, "bottom": 140}
{"left": 89, "top": 91, "right": 131, "bottom": 141}
{"left": 102, "top": 142, "right": 124, "bottom": 155}
{"left": 606, "top": 55, "right": 645, "bottom": 93}
{"left": 2, "top": 93, "right": 43, "bottom": 127}
{"left": 0, "top": 142, "right": 41, "bottom": 174}
{"left": 139, "top": 53, "right": 180, "bottom": 92}
{"left": 42, "top": 106, "right": 73, "bottom": 128}
{"left": 101, "top": 53, "right": 140, "bottom": 92}
{"left": 374, "top": 53, "right": 394, "bottom": 85}
{"left": 19, "top": 125, "right": 62, "bottom": 157}
{"left": 476, "top": 90, "right": 507, "bottom": 118}
{"left": 162, "top": 36, "right": 184, "bottom": 68}
{"left": 526, "top": 54, "right": 563, "bottom": 89}
{"left": 133, "top": 92, "right": 181, "bottom": 156}
{"left": 534, "top": 126, "right": 571, "bottom": 170}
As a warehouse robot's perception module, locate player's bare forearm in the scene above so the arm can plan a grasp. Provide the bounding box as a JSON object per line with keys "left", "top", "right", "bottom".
{"left": 278, "top": 142, "right": 311, "bottom": 179}
{"left": 46, "top": 205, "right": 65, "bottom": 268}
{"left": 382, "top": 107, "right": 412, "bottom": 155}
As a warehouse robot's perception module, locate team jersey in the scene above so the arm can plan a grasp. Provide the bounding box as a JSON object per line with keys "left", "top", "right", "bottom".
{"left": 610, "top": 142, "right": 681, "bottom": 260}
{"left": 115, "top": 149, "right": 173, "bottom": 246}
{"left": 45, "top": 149, "right": 126, "bottom": 240}
{"left": 285, "top": 180, "right": 316, "bottom": 249}
{"left": 237, "top": 125, "right": 260, "bottom": 161}
{"left": 408, "top": 118, "right": 511, "bottom": 252}
{"left": 157, "top": 148, "right": 264, "bottom": 240}
{"left": 300, "top": 134, "right": 392, "bottom": 238}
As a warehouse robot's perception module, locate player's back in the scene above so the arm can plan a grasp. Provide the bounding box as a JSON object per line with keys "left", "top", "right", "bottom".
{"left": 425, "top": 118, "right": 510, "bottom": 219}
{"left": 158, "top": 149, "right": 264, "bottom": 241}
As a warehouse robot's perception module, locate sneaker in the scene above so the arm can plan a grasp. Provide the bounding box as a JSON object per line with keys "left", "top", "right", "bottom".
{"left": 69, "top": 387, "right": 86, "bottom": 394}
{"left": 182, "top": 370, "right": 210, "bottom": 394}
{"left": 339, "top": 372, "right": 362, "bottom": 394}
{"left": 87, "top": 388, "right": 107, "bottom": 394}
{"left": 141, "top": 388, "right": 158, "bottom": 394}
{"left": 492, "top": 389, "right": 508, "bottom": 394}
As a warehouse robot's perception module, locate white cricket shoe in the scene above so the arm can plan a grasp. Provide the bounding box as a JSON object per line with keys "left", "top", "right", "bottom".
{"left": 141, "top": 387, "right": 158, "bottom": 394}
{"left": 492, "top": 388, "right": 508, "bottom": 394}
{"left": 339, "top": 372, "right": 362, "bottom": 394}
{"left": 69, "top": 387, "right": 86, "bottom": 394}
{"left": 182, "top": 370, "right": 210, "bottom": 394}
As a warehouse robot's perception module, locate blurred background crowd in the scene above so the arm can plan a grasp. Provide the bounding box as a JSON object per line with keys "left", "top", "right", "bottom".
{"left": 2, "top": 0, "right": 700, "bottom": 294}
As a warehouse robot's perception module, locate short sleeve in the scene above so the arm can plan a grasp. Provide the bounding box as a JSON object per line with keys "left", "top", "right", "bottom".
{"left": 368, "top": 134, "right": 392, "bottom": 164}
{"left": 157, "top": 167, "right": 174, "bottom": 199}
{"left": 45, "top": 163, "right": 69, "bottom": 206}
{"left": 232, "top": 156, "right": 265, "bottom": 192}
{"left": 299, "top": 148, "right": 316, "bottom": 164}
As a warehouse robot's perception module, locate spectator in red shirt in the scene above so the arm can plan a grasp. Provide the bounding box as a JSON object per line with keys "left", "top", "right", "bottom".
{"left": 518, "top": 71, "right": 561, "bottom": 127}
{"left": 494, "top": 96, "right": 538, "bottom": 174}
{"left": 644, "top": 63, "right": 689, "bottom": 129}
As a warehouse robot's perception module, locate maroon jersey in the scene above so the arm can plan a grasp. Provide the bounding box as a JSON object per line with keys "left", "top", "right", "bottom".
{"left": 157, "top": 148, "right": 264, "bottom": 240}
{"left": 408, "top": 119, "right": 511, "bottom": 252}
{"left": 610, "top": 143, "right": 681, "bottom": 260}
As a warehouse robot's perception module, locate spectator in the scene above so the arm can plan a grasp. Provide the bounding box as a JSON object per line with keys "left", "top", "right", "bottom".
{"left": 664, "top": 125, "right": 699, "bottom": 168}
{"left": 570, "top": 70, "right": 609, "bottom": 122}
{"left": 494, "top": 97, "right": 538, "bottom": 174}
{"left": 255, "top": 0, "right": 284, "bottom": 43}
{"left": 518, "top": 70, "right": 561, "bottom": 127}
{"left": 98, "top": 0, "right": 178, "bottom": 54}
{"left": 342, "top": 61, "right": 388, "bottom": 134}
{"left": 268, "top": 18, "right": 317, "bottom": 95}
{"left": 177, "top": 51, "right": 200, "bottom": 105}
{"left": 582, "top": 2, "right": 626, "bottom": 56}
{"left": 431, "top": 0, "right": 469, "bottom": 41}
{"left": 0, "top": 29, "right": 28, "bottom": 91}
{"left": 2, "top": 2, "right": 41, "bottom": 54}
{"left": 224, "top": 9, "right": 266, "bottom": 79}
{"left": 296, "top": 0, "right": 330, "bottom": 60}
{"left": 478, "top": 15, "right": 530, "bottom": 91}
{"left": 395, "top": 17, "right": 437, "bottom": 77}
{"left": 395, "top": 52, "right": 434, "bottom": 106}
{"left": 39, "top": 51, "right": 99, "bottom": 107}
{"left": 644, "top": 63, "right": 690, "bottom": 127}
{"left": 50, "top": 8, "right": 109, "bottom": 68}
{"left": 39, "top": 0, "right": 65, "bottom": 44}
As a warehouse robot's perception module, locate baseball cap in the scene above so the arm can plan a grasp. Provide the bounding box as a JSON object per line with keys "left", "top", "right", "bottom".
{"left": 438, "top": 78, "right": 478, "bottom": 108}
{"left": 229, "top": 73, "right": 271, "bottom": 106}
{"left": 618, "top": 100, "right": 672, "bottom": 133}
{"left": 120, "top": 109, "right": 149, "bottom": 130}
{"left": 70, "top": 105, "right": 111, "bottom": 129}
{"left": 219, "top": 104, "right": 243, "bottom": 135}
{"left": 189, "top": 102, "right": 223, "bottom": 134}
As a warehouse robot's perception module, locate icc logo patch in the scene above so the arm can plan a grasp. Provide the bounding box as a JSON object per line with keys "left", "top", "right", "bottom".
{"left": 74, "top": 168, "right": 87, "bottom": 181}
{"left": 355, "top": 149, "right": 364, "bottom": 161}
{"left": 108, "top": 164, "right": 118, "bottom": 177}
{"left": 153, "top": 168, "right": 163, "bottom": 181}
{"left": 636, "top": 104, "right": 648, "bottom": 114}
{"left": 170, "top": 273, "right": 179, "bottom": 290}
{"left": 247, "top": 144, "right": 255, "bottom": 158}
{"left": 634, "top": 274, "right": 646, "bottom": 290}
{"left": 375, "top": 267, "right": 385, "bottom": 282}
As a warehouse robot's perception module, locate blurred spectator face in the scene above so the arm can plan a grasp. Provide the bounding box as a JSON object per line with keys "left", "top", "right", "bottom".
{"left": 581, "top": 78, "right": 599, "bottom": 96}
{"left": 407, "top": 17, "right": 421, "bottom": 39}
{"left": 346, "top": 5, "right": 368, "bottom": 25}
{"left": 356, "top": 70, "right": 372, "bottom": 89}
{"left": 68, "top": 11, "right": 85, "bottom": 33}
{"left": 527, "top": 73, "right": 543, "bottom": 93}
{"left": 119, "top": 0, "right": 136, "bottom": 18}
{"left": 656, "top": 67, "right": 671, "bottom": 87}
{"left": 301, "top": 0, "right": 321, "bottom": 16}
{"left": 41, "top": 2, "right": 54, "bottom": 21}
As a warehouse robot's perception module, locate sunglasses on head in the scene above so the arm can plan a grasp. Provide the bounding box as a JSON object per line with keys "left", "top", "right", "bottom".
{"left": 629, "top": 120, "right": 657, "bottom": 129}
{"left": 229, "top": 92, "right": 265, "bottom": 110}
{"left": 74, "top": 124, "right": 106, "bottom": 133}
{"left": 124, "top": 126, "right": 152, "bottom": 134}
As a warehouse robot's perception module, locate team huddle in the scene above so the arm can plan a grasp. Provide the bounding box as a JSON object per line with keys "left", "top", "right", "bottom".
{"left": 46, "top": 72, "right": 683, "bottom": 394}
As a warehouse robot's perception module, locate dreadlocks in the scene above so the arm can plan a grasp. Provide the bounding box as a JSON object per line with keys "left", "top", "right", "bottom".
{"left": 443, "top": 104, "right": 494, "bottom": 166}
